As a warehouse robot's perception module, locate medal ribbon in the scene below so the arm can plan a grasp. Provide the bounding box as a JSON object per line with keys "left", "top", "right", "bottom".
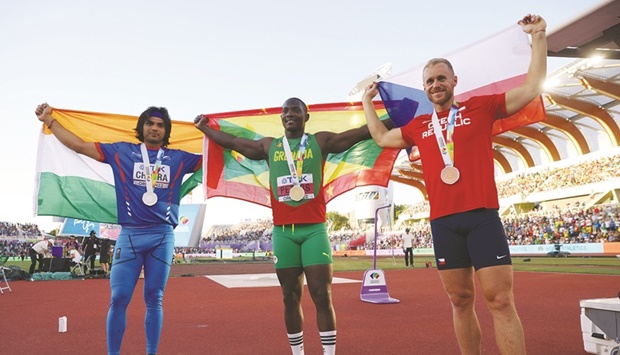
{"left": 430, "top": 104, "right": 459, "bottom": 168}
{"left": 140, "top": 143, "right": 164, "bottom": 194}
{"left": 151, "top": 149, "right": 164, "bottom": 189}
{"left": 282, "top": 134, "right": 308, "bottom": 188}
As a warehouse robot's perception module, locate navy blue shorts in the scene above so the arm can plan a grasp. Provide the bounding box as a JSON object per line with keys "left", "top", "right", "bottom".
{"left": 430, "top": 208, "right": 511, "bottom": 270}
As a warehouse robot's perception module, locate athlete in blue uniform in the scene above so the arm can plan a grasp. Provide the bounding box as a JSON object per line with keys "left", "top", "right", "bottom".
{"left": 35, "top": 103, "right": 201, "bottom": 355}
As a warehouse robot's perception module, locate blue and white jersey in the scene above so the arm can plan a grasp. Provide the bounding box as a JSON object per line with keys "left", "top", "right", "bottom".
{"left": 96, "top": 142, "right": 201, "bottom": 228}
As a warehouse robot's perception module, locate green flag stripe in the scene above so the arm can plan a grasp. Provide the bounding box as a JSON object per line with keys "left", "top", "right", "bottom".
{"left": 37, "top": 172, "right": 117, "bottom": 223}
{"left": 220, "top": 120, "right": 266, "bottom": 140}
{"left": 180, "top": 169, "right": 203, "bottom": 198}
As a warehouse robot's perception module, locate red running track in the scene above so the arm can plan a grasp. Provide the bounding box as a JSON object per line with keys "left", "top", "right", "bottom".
{"left": 1, "top": 263, "right": 617, "bottom": 354}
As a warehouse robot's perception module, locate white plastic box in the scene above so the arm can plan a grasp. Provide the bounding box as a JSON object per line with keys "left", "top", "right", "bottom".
{"left": 579, "top": 298, "right": 620, "bottom": 354}
{"left": 58, "top": 316, "right": 67, "bottom": 333}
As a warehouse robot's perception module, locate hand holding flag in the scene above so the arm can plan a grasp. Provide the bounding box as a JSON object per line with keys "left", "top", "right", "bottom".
{"left": 376, "top": 23, "right": 546, "bottom": 134}
{"left": 200, "top": 103, "right": 400, "bottom": 207}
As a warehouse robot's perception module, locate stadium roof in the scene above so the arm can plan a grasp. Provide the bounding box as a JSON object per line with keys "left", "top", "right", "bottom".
{"left": 547, "top": 0, "right": 620, "bottom": 60}
{"left": 391, "top": 0, "right": 620, "bottom": 197}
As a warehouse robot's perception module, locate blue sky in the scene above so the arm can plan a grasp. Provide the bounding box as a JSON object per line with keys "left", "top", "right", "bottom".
{"left": 0, "top": 0, "right": 603, "bottom": 231}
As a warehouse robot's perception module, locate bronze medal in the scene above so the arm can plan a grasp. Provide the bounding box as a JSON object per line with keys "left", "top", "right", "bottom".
{"left": 440, "top": 166, "right": 460, "bottom": 185}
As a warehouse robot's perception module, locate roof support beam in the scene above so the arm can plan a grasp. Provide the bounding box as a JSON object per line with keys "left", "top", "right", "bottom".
{"left": 542, "top": 113, "right": 590, "bottom": 155}
{"left": 546, "top": 94, "right": 620, "bottom": 146}
{"left": 578, "top": 74, "right": 620, "bottom": 101}
{"left": 390, "top": 175, "right": 428, "bottom": 200}
{"left": 510, "top": 126, "right": 561, "bottom": 163}
{"left": 398, "top": 169, "right": 424, "bottom": 180}
{"left": 492, "top": 137, "right": 536, "bottom": 168}
{"left": 409, "top": 162, "right": 423, "bottom": 172}
{"left": 493, "top": 150, "right": 513, "bottom": 174}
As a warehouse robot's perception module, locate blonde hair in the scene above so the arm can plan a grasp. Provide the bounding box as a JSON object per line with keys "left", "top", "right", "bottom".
{"left": 423, "top": 58, "right": 455, "bottom": 75}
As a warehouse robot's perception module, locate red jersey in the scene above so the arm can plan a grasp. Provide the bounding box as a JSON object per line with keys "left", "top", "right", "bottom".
{"left": 400, "top": 94, "right": 508, "bottom": 220}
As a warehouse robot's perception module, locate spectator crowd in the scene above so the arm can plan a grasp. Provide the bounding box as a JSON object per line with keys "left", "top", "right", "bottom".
{"left": 3, "top": 153, "right": 620, "bottom": 258}
{"left": 496, "top": 154, "right": 620, "bottom": 198}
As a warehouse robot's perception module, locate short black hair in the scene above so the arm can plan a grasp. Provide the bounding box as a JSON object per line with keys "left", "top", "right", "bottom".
{"left": 283, "top": 97, "right": 308, "bottom": 113}
{"left": 134, "top": 106, "right": 172, "bottom": 147}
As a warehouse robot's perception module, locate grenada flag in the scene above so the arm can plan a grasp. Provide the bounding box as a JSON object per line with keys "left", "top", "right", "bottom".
{"left": 201, "top": 102, "right": 399, "bottom": 207}
{"left": 378, "top": 24, "right": 546, "bottom": 134}
{"left": 34, "top": 108, "right": 202, "bottom": 224}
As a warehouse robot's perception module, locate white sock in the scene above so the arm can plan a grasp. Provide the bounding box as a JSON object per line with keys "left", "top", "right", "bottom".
{"left": 320, "top": 330, "right": 337, "bottom": 355}
{"left": 288, "top": 331, "right": 304, "bottom": 355}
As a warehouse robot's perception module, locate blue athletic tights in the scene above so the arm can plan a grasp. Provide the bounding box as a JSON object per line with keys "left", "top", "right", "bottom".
{"left": 106, "top": 225, "right": 174, "bottom": 355}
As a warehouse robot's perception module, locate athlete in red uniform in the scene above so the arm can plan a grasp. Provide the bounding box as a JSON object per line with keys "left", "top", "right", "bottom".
{"left": 362, "top": 14, "right": 547, "bottom": 355}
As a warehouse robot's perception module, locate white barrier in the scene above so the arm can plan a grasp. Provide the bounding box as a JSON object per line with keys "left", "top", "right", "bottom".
{"left": 359, "top": 243, "right": 607, "bottom": 257}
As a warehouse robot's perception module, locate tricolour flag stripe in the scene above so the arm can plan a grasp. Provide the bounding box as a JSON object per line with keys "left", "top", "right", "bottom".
{"left": 35, "top": 132, "right": 117, "bottom": 222}
{"left": 36, "top": 172, "right": 117, "bottom": 222}
{"left": 378, "top": 24, "right": 546, "bottom": 134}
{"left": 34, "top": 108, "right": 203, "bottom": 224}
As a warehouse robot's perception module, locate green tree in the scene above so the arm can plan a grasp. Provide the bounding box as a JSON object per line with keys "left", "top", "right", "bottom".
{"left": 394, "top": 204, "right": 409, "bottom": 221}
{"left": 326, "top": 211, "right": 351, "bottom": 232}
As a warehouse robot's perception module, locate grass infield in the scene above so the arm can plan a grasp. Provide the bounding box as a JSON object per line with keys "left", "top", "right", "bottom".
{"left": 334, "top": 255, "right": 620, "bottom": 275}
{"left": 5, "top": 255, "right": 618, "bottom": 276}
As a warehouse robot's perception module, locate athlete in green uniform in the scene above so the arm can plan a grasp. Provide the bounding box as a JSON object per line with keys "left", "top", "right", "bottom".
{"left": 195, "top": 98, "right": 378, "bottom": 355}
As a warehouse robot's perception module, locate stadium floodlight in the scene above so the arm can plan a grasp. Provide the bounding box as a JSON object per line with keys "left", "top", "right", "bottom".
{"left": 544, "top": 77, "right": 561, "bottom": 90}
{"left": 589, "top": 55, "right": 603, "bottom": 64}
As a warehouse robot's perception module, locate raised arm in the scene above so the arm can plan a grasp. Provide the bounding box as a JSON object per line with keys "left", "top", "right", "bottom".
{"left": 315, "top": 103, "right": 396, "bottom": 156}
{"left": 194, "top": 114, "right": 271, "bottom": 161}
{"left": 312, "top": 126, "right": 367, "bottom": 157}
{"left": 505, "top": 14, "right": 547, "bottom": 116}
{"left": 35, "top": 103, "right": 101, "bottom": 160}
{"left": 361, "top": 83, "right": 409, "bottom": 149}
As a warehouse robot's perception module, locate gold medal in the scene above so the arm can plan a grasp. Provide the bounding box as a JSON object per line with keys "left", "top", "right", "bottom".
{"left": 289, "top": 185, "right": 305, "bottom": 201}
{"left": 440, "top": 166, "right": 460, "bottom": 185}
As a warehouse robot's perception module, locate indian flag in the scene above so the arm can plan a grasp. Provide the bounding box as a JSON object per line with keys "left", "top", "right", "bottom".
{"left": 34, "top": 108, "right": 203, "bottom": 224}
{"left": 202, "top": 101, "right": 400, "bottom": 206}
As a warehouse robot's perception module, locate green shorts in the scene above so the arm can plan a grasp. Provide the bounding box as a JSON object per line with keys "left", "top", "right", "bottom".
{"left": 272, "top": 223, "right": 332, "bottom": 269}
